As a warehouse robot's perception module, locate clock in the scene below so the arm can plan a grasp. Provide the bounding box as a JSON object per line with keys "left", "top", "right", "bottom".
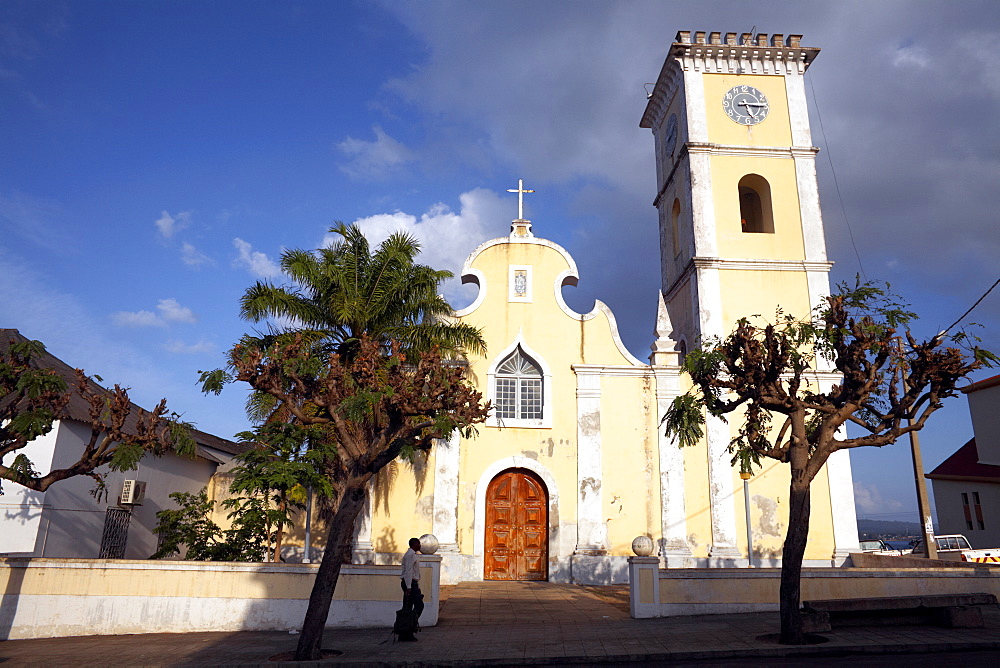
{"left": 663, "top": 114, "right": 678, "bottom": 158}
{"left": 722, "top": 85, "right": 769, "bottom": 125}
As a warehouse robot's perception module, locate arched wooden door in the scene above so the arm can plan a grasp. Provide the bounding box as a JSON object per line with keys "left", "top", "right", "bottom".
{"left": 484, "top": 468, "right": 548, "bottom": 580}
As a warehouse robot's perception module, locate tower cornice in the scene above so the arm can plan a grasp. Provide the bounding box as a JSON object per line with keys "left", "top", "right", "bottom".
{"left": 662, "top": 257, "right": 833, "bottom": 306}
{"left": 641, "top": 31, "right": 820, "bottom": 131}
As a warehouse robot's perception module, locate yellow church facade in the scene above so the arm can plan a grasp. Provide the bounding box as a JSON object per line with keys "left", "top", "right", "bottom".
{"left": 355, "top": 31, "right": 860, "bottom": 584}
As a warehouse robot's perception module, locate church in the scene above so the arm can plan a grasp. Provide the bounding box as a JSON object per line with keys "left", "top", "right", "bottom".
{"left": 355, "top": 31, "right": 861, "bottom": 584}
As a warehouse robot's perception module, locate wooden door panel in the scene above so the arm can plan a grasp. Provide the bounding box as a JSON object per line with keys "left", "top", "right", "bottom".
{"left": 485, "top": 469, "right": 548, "bottom": 581}
{"left": 522, "top": 528, "right": 544, "bottom": 549}
{"left": 521, "top": 476, "right": 544, "bottom": 501}
{"left": 523, "top": 507, "right": 543, "bottom": 525}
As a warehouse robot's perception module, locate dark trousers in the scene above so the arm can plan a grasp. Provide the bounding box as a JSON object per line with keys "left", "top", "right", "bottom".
{"left": 400, "top": 578, "right": 424, "bottom": 620}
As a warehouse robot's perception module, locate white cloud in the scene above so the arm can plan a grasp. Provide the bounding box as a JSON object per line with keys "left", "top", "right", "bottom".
{"left": 892, "top": 44, "right": 930, "bottom": 69}
{"left": 330, "top": 188, "right": 503, "bottom": 305}
{"left": 155, "top": 210, "right": 191, "bottom": 239}
{"left": 112, "top": 298, "right": 197, "bottom": 327}
{"left": 180, "top": 242, "right": 212, "bottom": 267}
{"left": 233, "top": 237, "right": 281, "bottom": 278}
{"left": 164, "top": 339, "right": 215, "bottom": 355}
{"left": 853, "top": 481, "right": 904, "bottom": 517}
{"left": 156, "top": 298, "right": 197, "bottom": 324}
{"left": 337, "top": 126, "right": 415, "bottom": 179}
{"left": 112, "top": 309, "right": 162, "bottom": 327}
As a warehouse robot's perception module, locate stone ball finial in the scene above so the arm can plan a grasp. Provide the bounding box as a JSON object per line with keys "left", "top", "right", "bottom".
{"left": 418, "top": 534, "right": 440, "bottom": 555}
{"left": 631, "top": 535, "right": 655, "bottom": 557}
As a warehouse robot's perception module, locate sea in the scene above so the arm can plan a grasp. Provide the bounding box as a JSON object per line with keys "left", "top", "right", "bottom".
{"left": 885, "top": 540, "right": 915, "bottom": 550}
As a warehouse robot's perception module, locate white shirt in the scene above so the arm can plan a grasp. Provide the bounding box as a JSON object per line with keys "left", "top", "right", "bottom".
{"left": 400, "top": 547, "right": 420, "bottom": 583}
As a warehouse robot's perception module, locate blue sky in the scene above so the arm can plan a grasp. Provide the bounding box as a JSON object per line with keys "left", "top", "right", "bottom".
{"left": 2, "top": 1, "right": 998, "bottom": 524}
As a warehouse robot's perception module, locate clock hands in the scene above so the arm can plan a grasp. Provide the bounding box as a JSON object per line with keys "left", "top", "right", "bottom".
{"left": 738, "top": 99, "right": 767, "bottom": 119}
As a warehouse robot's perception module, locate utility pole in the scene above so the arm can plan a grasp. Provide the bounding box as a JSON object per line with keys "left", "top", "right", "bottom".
{"left": 899, "top": 338, "right": 937, "bottom": 559}
{"left": 908, "top": 427, "right": 938, "bottom": 559}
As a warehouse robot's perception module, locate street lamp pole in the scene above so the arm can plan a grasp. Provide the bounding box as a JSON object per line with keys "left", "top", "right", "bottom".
{"left": 303, "top": 485, "right": 313, "bottom": 563}
{"left": 741, "top": 471, "right": 754, "bottom": 567}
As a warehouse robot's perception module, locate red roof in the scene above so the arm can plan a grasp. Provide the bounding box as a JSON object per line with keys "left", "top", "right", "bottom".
{"left": 927, "top": 438, "right": 1000, "bottom": 483}
{"left": 962, "top": 374, "right": 1000, "bottom": 394}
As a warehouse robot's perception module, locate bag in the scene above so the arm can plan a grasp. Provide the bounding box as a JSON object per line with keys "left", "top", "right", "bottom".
{"left": 393, "top": 608, "right": 419, "bottom": 639}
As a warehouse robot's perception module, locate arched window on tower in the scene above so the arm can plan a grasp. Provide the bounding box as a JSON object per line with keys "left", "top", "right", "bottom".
{"left": 738, "top": 174, "right": 774, "bottom": 234}
{"left": 671, "top": 198, "right": 682, "bottom": 256}
{"left": 495, "top": 347, "right": 543, "bottom": 420}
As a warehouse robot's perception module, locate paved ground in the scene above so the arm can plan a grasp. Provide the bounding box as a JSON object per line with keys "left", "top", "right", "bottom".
{"left": 1, "top": 581, "right": 999, "bottom": 666}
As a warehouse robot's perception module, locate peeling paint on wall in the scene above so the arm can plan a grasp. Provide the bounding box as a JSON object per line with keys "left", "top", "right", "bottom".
{"left": 415, "top": 496, "right": 434, "bottom": 520}
{"left": 543, "top": 438, "right": 555, "bottom": 457}
{"left": 686, "top": 532, "right": 699, "bottom": 551}
{"left": 753, "top": 494, "right": 782, "bottom": 537}
{"left": 580, "top": 476, "right": 601, "bottom": 496}
{"left": 579, "top": 410, "right": 600, "bottom": 435}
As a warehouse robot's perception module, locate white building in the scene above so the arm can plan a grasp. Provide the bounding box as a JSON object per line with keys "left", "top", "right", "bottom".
{"left": 927, "top": 374, "right": 1000, "bottom": 550}
{"left": 1, "top": 328, "right": 241, "bottom": 560}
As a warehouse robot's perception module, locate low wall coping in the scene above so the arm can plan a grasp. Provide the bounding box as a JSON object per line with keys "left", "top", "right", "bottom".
{"left": 0, "top": 557, "right": 408, "bottom": 576}
{"left": 656, "top": 567, "right": 1000, "bottom": 580}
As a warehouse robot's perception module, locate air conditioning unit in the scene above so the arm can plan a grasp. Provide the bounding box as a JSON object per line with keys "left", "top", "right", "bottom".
{"left": 120, "top": 479, "right": 147, "bottom": 506}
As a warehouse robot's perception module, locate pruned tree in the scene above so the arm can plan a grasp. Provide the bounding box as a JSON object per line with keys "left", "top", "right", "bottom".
{"left": 662, "top": 281, "right": 996, "bottom": 644}
{"left": 224, "top": 333, "right": 488, "bottom": 659}
{"left": 1, "top": 333, "right": 194, "bottom": 495}
{"left": 200, "top": 224, "right": 488, "bottom": 659}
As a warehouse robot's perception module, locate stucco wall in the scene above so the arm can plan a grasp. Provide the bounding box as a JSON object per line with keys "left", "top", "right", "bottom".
{"left": 0, "top": 556, "right": 440, "bottom": 640}
{"left": 932, "top": 478, "right": 1000, "bottom": 551}
{"left": 0, "top": 422, "right": 60, "bottom": 554}
{"left": 628, "top": 558, "right": 1000, "bottom": 618}
{"left": 2, "top": 420, "right": 221, "bottom": 560}
{"left": 968, "top": 383, "right": 1000, "bottom": 465}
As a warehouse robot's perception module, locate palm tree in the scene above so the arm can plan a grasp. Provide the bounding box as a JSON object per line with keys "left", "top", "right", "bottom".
{"left": 239, "top": 222, "right": 485, "bottom": 361}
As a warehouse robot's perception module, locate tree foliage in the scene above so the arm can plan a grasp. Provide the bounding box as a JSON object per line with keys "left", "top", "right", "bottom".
{"left": 227, "top": 422, "right": 335, "bottom": 561}
{"left": 151, "top": 424, "right": 335, "bottom": 562}
{"left": 1, "top": 335, "right": 195, "bottom": 495}
{"left": 201, "top": 223, "right": 484, "bottom": 385}
{"left": 662, "top": 280, "right": 995, "bottom": 644}
{"left": 152, "top": 488, "right": 274, "bottom": 562}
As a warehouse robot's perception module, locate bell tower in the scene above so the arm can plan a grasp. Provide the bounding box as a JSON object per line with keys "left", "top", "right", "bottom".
{"left": 642, "top": 32, "right": 859, "bottom": 565}
{"left": 641, "top": 30, "right": 829, "bottom": 350}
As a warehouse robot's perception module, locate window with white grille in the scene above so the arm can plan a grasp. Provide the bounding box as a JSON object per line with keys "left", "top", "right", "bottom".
{"left": 495, "top": 348, "right": 543, "bottom": 421}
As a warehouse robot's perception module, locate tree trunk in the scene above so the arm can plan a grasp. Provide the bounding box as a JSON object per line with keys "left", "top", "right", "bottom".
{"left": 778, "top": 479, "right": 811, "bottom": 644}
{"left": 294, "top": 482, "right": 367, "bottom": 661}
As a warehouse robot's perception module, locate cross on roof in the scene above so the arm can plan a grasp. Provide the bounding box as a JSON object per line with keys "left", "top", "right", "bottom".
{"left": 507, "top": 178, "right": 535, "bottom": 220}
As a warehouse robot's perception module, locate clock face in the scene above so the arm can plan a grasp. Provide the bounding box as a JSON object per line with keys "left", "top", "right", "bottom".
{"left": 722, "top": 85, "right": 769, "bottom": 125}
{"left": 663, "top": 114, "right": 678, "bottom": 158}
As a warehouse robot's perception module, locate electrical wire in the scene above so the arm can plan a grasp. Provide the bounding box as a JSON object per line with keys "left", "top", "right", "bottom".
{"left": 943, "top": 277, "right": 1000, "bottom": 335}
{"left": 809, "top": 76, "right": 867, "bottom": 281}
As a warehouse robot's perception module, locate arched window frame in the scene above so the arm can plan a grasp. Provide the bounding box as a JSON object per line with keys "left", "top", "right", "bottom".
{"left": 676, "top": 338, "right": 688, "bottom": 366}
{"left": 738, "top": 174, "right": 775, "bottom": 234}
{"left": 487, "top": 336, "right": 552, "bottom": 429}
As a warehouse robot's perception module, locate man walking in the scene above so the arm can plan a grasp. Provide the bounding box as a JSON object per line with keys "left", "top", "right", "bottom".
{"left": 397, "top": 537, "right": 423, "bottom": 641}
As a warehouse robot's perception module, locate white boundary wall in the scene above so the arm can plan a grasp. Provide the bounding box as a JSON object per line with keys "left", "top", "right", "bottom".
{"left": 628, "top": 556, "right": 1000, "bottom": 618}
{"left": 0, "top": 556, "right": 440, "bottom": 640}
